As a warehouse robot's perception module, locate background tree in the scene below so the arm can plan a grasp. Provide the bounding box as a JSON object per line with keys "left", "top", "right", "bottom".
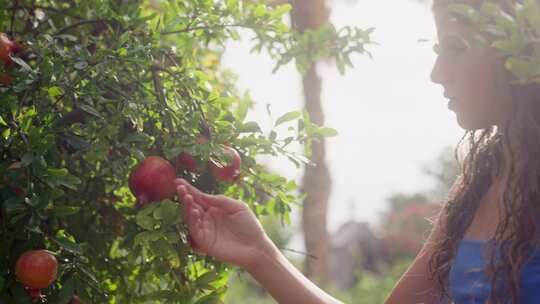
{"left": 293, "top": 0, "right": 333, "bottom": 285}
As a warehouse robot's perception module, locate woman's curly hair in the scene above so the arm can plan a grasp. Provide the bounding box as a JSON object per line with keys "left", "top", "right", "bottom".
{"left": 429, "top": 1, "right": 540, "bottom": 303}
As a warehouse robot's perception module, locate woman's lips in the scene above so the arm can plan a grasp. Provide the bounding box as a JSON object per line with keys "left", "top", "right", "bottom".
{"left": 448, "top": 99, "right": 458, "bottom": 110}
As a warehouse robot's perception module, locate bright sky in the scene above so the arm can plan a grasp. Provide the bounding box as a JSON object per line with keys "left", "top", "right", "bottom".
{"left": 222, "top": 0, "right": 464, "bottom": 233}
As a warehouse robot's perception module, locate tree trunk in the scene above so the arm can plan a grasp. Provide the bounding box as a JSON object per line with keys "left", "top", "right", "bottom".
{"left": 291, "top": 0, "right": 332, "bottom": 285}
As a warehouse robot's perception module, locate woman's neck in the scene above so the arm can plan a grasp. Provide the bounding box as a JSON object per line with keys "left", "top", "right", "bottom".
{"left": 497, "top": 122, "right": 521, "bottom": 182}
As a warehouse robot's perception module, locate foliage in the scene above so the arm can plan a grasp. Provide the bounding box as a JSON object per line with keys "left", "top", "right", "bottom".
{"left": 439, "top": 0, "right": 540, "bottom": 85}
{"left": 0, "top": 0, "right": 373, "bottom": 302}
{"left": 379, "top": 147, "right": 457, "bottom": 261}
{"left": 381, "top": 200, "right": 440, "bottom": 259}
{"left": 224, "top": 216, "right": 296, "bottom": 304}
{"left": 335, "top": 258, "right": 412, "bottom": 304}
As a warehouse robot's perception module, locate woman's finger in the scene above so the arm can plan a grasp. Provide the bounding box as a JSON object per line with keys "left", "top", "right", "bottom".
{"left": 182, "top": 193, "right": 204, "bottom": 220}
{"left": 201, "top": 194, "right": 246, "bottom": 213}
{"left": 184, "top": 194, "right": 205, "bottom": 253}
{"left": 175, "top": 179, "right": 209, "bottom": 209}
{"left": 175, "top": 178, "right": 246, "bottom": 214}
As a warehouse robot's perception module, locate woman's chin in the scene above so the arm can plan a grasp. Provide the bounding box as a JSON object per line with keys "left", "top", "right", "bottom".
{"left": 455, "top": 115, "right": 491, "bottom": 131}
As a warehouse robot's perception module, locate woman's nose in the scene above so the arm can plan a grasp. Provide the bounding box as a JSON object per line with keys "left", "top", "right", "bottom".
{"left": 430, "top": 55, "right": 451, "bottom": 85}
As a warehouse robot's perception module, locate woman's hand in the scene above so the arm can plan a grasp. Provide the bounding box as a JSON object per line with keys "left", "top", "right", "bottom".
{"left": 176, "top": 178, "right": 343, "bottom": 304}
{"left": 174, "top": 178, "right": 274, "bottom": 270}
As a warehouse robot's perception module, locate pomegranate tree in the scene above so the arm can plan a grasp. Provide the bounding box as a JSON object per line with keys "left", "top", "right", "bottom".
{"left": 1, "top": 0, "right": 360, "bottom": 302}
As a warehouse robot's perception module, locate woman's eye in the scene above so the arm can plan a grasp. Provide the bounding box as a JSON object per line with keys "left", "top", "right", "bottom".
{"left": 433, "top": 42, "right": 466, "bottom": 56}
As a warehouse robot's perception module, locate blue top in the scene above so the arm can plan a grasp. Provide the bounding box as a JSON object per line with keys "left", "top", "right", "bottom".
{"left": 449, "top": 239, "right": 540, "bottom": 303}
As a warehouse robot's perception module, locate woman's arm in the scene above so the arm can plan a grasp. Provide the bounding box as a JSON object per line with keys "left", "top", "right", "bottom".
{"left": 246, "top": 237, "right": 343, "bottom": 304}
{"left": 385, "top": 176, "right": 462, "bottom": 304}
{"left": 384, "top": 211, "right": 446, "bottom": 303}
{"left": 175, "top": 178, "right": 342, "bottom": 304}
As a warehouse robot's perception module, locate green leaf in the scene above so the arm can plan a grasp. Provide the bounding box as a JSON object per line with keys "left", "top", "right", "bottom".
{"left": 253, "top": 4, "right": 266, "bottom": 17}
{"left": 195, "top": 271, "right": 220, "bottom": 289}
{"left": 74, "top": 61, "right": 88, "bottom": 70}
{"left": 194, "top": 293, "right": 222, "bottom": 304}
{"left": 77, "top": 264, "right": 100, "bottom": 290}
{"left": 11, "top": 283, "right": 31, "bottom": 303}
{"left": 505, "top": 57, "right": 531, "bottom": 82}
{"left": 275, "top": 111, "right": 301, "bottom": 127}
{"left": 1, "top": 128, "right": 10, "bottom": 140}
{"left": 316, "top": 127, "right": 338, "bottom": 137}
{"left": 158, "top": 201, "right": 180, "bottom": 227}
{"left": 269, "top": 130, "right": 277, "bottom": 141}
{"left": 10, "top": 56, "right": 32, "bottom": 71}
{"left": 134, "top": 231, "right": 163, "bottom": 247}
{"left": 118, "top": 48, "right": 128, "bottom": 56}
{"left": 274, "top": 4, "right": 292, "bottom": 16}
{"left": 136, "top": 212, "right": 156, "bottom": 230}
{"left": 21, "top": 152, "right": 33, "bottom": 166}
{"left": 52, "top": 276, "right": 75, "bottom": 304}
{"left": 51, "top": 235, "right": 82, "bottom": 254}
{"left": 48, "top": 86, "right": 62, "bottom": 98}
{"left": 55, "top": 206, "right": 81, "bottom": 217}
{"left": 79, "top": 104, "right": 104, "bottom": 119}
{"left": 45, "top": 168, "right": 81, "bottom": 190}
{"left": 239, "top": 121, "right": 262, "bottom": 133}
{"left": 139, "top": 291, "right": 178, "bottom": 302}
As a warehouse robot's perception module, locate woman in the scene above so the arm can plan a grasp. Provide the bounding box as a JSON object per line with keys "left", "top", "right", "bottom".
{"left": 175, "top": 0, "right": 540, "bottom": 303}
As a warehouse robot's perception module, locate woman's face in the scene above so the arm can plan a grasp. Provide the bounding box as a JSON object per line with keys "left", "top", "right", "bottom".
{"left": 431, "top": 8, "right": 514, "bottom": 130}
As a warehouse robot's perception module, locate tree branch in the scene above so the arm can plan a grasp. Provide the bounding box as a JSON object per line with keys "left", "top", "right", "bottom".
{"left": 53, "top": 20, "right": 109, "bottom": 36}
{"left": 161, "top": 23, "right": 251, "bottom": 36}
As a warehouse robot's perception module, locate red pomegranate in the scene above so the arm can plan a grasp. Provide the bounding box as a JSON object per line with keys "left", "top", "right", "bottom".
{"left": 12, "top": 41, "right": 25, "bottom": 54}
{"left": 128, "top": 156, "right": 177, "bottom": 206}
{"left": 209, "top": 146, "right": 241, "bottom": 182}
{"left": 0, "top": 33, "right": 15, "bottom": 67}
{"left": 175, "top": 152, "right": 198, "bottom": 172}
{"left": 6, "top": 161, "right": 25, "bottom": 197}
{"left": 15, "top": 250, "right": 58, "bottom": 290}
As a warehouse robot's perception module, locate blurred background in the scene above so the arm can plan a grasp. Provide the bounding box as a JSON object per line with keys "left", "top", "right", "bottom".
{"left": 221, "top": 0, "right": 461, "bottom": 302}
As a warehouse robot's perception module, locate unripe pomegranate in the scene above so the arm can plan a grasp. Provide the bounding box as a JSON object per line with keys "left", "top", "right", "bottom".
{"left": 15, "top": 250, "right": 58, "bottom": 290}
{"left": 175, "top": 152, "right": 198, "bottom": 172}
{"left": 209, "top": 146, "right": 241, "bottom": 182}
{"left": 128, "top": 156, "right": 177, "bottom": 206}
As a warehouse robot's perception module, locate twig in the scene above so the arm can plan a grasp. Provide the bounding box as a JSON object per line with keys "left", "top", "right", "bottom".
{"left": 8, "top": 4, "right": 86, "bottom": 20}
{"left": 161, "top": 23, "right": 251, "bottom": 36}
{"left": 278, "top": 247, "right": 318, "bottom": 260}
{"left": 155, "top": 65, "right": 213, "bottom": 138}
{"left": 151, "top": 64, "right": 175, "bottom": 131}
{"left": 53, "top": 20, "right": 107, "bottom": 36}
{"left": 10, "top": 0, "right": 18, "bottom": 35}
